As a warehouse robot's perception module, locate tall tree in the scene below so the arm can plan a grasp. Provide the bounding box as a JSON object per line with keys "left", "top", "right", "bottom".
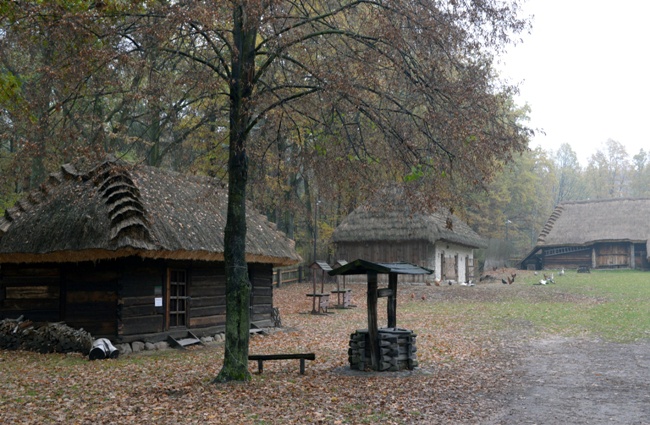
{"left": 629, "top": 149, "right": 650, "bottom": 197}
{"left": 585, "top": 139, "right": 630, "bottom": 198}
{"left": 465, "top": 147, "right": 553, "bottom": 256}
{"left": 552, "top": 143, "right": 586, "bottom": 204}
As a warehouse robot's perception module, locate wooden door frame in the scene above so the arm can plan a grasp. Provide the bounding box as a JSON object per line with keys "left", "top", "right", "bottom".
{"left": 165, "top": 268, "right": 189, "bottom": 330}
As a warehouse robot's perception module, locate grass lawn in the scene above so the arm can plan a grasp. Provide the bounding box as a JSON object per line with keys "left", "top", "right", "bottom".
{"left": 1, "top": 268, "right": 648, "bottom": 424}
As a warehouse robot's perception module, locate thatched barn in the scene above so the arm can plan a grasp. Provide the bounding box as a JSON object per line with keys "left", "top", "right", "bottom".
{"left": 0, "top": 158, "right": 301, "bottom": 343}
{"left": 520, "top": 198, "right": 650, "bottom": 270}
{"left": 331, "top": 206, "right": 485, "bottom": 283}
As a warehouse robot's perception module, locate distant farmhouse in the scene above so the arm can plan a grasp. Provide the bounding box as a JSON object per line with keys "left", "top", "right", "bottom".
{"left": 0, "top": 158, "right": 300, "bottom": 343}
{"left": 331, "top": 206, "right": 485, "bottom": 283}
{"left": 520, "top": 198, "right": 650, "bottom": 270}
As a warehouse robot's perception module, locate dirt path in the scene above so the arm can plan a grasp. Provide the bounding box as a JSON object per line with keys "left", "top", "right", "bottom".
{"left": 487, "top": 337, "right": 650, "bottom": 425}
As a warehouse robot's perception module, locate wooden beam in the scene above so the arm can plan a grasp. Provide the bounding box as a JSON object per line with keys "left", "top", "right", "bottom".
{"left": 377, "top": 288, "right": 393, "bottom": 298}
{"left": 387, "top": 273, "right": 397, "bottom": 329}
{"left": 367, "top": 271, "right": 379, "bottom": 371}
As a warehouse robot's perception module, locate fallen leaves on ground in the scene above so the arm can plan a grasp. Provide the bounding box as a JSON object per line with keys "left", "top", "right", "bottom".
{"left": 0, "top": 280, "right": 529, "bottom": 424}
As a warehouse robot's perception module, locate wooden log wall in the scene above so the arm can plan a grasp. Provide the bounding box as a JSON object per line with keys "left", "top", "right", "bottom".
{"left": 117, "top": 259, "right": 165, "bottom": 338}
{"left": 543, "top": 250, "right": 591, "bottom": 269}
{"left": 0, "top": 265, "right": 61, "bottom": 322}
{"left": 335, "top": 240, "right": 431, "bottom": 268}
{"left": 62, "top": 264, "right": 118, "bottom": 337}
{"left": 2, "top": 258, "right": 277, "bottom": 343}
{"left": 595, "top": 243, "right": 630, "bottom": 268}
{"left": 189, "top": 264, "right": 226, "bottom": 328}
{"left": 250, "top": 263, "right": 274, "bottom": 327}
{"left": 634, "top": 243, "right": 649, "bottom": 270}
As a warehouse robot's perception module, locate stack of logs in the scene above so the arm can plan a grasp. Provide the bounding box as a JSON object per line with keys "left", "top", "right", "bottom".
{"left": 348, "top": 327, "right": 418, "bottom": 371}
{"left": 0, "top": 316, "right": 93, "bottom": 354}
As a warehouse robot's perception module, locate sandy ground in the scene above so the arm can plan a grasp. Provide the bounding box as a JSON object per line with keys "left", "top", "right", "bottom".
{"left": 487, "top": 336, "right": 650, "bottom": 425}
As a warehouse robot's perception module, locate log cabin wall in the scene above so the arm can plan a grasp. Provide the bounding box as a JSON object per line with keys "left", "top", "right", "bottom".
{"left": 249, "top": 263, "right": 274, "bottom": 327}
{"left": 335, "top": 240, "right": 431, "bottom": 266}
{"left": 542, "top": 249, "right": 592, "bottom": 269}
{"left": 595, "top": 242, "right": 631, "bottom": 268}
{"left": 634, "top": 243, "right": 649, "bottom": 269}
{"left": 335, "top": 240, "right": 434, "bottom": 283}
{"left": 539, "top": 242, "right": 650, "bottom": 270}
{"left": 0, "top": 264, "right": 61, "bottom": 322}
{"left": 61, "top": 263, "right": 118, "bottom": 337}
{"left": 2, "top": 258, "right": 277, "bottom": 343}
{"left": 117, "top": 258, "right": 166, "bottom": 341}
{"left": 187, "top": 263, "right": 226, "bottom": 330}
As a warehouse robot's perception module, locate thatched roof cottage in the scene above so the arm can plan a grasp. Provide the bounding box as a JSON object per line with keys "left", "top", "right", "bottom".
{"left": 520, "top": 198, "right": 650, "bottom": 270}
{"left": 0, "top": 158, "right": 300, "bottom": 342}
{"left": 331, "top": 206, "right": 485, "bottom": 283}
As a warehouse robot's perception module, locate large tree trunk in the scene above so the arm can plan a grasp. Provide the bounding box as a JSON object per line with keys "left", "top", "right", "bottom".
{"left": 214, "top": 2, "right": 258, "bottom": 383}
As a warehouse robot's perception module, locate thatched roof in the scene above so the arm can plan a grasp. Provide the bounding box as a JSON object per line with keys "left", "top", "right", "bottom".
{"left": 331, "top": 206, "right": 486, "bottom": 249}
{"left": 535, "top": 198, "right": 650, "bottom": 247}
{"left": 0, "top": 158, "right": 301, "bottom": 266}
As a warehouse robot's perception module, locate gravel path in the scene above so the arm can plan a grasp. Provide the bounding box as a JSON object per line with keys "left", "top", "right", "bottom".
{"left": 487, "top": 336, "right": 650, "bottom": 425}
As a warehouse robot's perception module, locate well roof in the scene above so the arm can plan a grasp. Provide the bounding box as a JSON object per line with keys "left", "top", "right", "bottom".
{"left": 331, "top": 206, "right": 486, "bottom": 249}
{"left": 535, "top": 198, "right": 650, "bottom": 247}
{"left": 328, "top": 259, "right": 433, "bottom": 276}
{"left": 0, "top": 158, "right": 301, "bottom": 266}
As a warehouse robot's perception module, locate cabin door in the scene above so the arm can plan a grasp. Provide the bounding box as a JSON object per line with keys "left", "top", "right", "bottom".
{"left": 166, "top": 269, "right": 188, "bottom": 329}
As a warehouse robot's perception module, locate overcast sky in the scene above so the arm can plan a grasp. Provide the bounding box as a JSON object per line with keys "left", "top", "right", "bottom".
{"left": 499, "top": 0, "right": 650, "bottom": 165}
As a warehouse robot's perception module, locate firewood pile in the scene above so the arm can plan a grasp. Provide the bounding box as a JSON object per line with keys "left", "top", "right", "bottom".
{"left": 0, "top": 316, "right": 93, "bottom": 354}
{"left": 349, "top": 327, "right": 418, "bottom": 371}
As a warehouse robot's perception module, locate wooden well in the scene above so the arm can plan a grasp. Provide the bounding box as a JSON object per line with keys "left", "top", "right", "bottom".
{"left": 329, "top": 259, "right": 432, "bottom": 371}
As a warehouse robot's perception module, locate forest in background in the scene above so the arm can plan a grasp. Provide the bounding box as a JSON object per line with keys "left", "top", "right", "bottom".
{"left": 2, "top": 2, "right": 648, "bottom": 266}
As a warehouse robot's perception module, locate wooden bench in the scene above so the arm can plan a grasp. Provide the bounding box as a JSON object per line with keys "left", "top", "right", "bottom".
{"left": 248, "top": 353, "right": 316, "bottom": 374}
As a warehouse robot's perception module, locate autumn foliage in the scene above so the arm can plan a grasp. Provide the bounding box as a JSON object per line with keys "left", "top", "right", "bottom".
{"left": 0, "top": 281, "right": 519, "bottom": 424}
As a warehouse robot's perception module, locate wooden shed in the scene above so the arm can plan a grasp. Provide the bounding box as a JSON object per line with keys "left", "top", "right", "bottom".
{"left": 331, "top": 206, "right": 485, "bottom": 283}
{"left": 0, "top": 158, "right": 301, "bottom": 343}
{"left": 519, "top": 198, "right": 650, "bottom": 270}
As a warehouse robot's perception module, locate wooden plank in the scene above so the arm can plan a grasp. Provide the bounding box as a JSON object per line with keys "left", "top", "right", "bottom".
{"left": 252, "top": 286, "right": 273, "bottom": 296}
{"left": 190, "top": 305, "right": 224, "bottom": 317}
{"left": 189, "top": 285, "right": 225, "bottom": 298}
{"left": 119, "top": 315, "right": 163, "bottom": 335}
{"left": 377, "top": 288, "right": 393, "bottom": 298}
{"left": 189, "top": 295, "right": 226, "bottom": 308}
{"left": 120, "top": 304, "right": 159, "bottom": 317}
{"left": 252, "top": 295, "right": 272, "bottom": 305}
{"left": 0, "top": 298, "right": 59, "bottom": 313}
{"left": 189, "top": 314, "right": 225, "bottom": 328}
{"left": 66, "top": 291, "right": 116, "bottom": 303}
{"left": 248, "top": 353, "right": 315, "bottom": 361}
{"left": 64, "top": 271, "right": 120, "bottom": 284}
{"left": 251, "top": 305, "right": 273, "bottom": 314}
{"left": 367, "top": 271, "right": 379, "bottom": 370}
{"left": 387, "top": 273, "right": 397, "bottom": 328}
{"left": 121, "top": 295, "right": 156, "bottom": 307}
{"left": 5, "top": 285, "right": 59, "bottom": 300}
{"left": 0, "top": 309, "right": 59, "bottom": 322}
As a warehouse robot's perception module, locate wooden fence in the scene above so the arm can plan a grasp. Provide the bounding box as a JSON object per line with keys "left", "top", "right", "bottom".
{"left": 273, "top": 266, "right": 303, "bottom": 287}
{"left": 272, "top": 265, "right": 338, "bottom": 286}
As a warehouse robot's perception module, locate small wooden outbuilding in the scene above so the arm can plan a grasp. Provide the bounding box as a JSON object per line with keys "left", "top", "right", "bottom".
{"left": 0, "top": 157, "right": 301, "bottom": 343}
{"left": 332, "top": 206, "right": 485, "bottom": 283}
{"left": 520, "top": 198, "right": 650, "bottom": 270}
